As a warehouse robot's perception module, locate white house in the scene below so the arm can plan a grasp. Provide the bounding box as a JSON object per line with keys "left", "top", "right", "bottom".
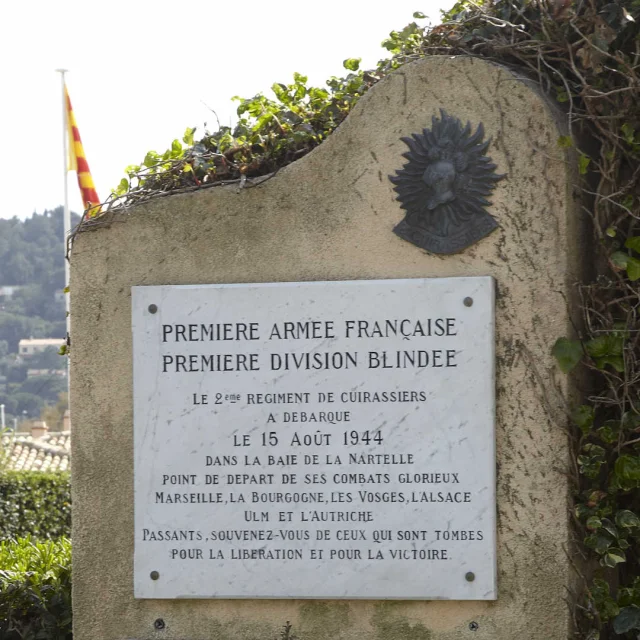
{"left": 0, "top": 285, "right": 22, "bottom": 300}
{"left": 18, "top": 338, "right": 65, "bottom": 356}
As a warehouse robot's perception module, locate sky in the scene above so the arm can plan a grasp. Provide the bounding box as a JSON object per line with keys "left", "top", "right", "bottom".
{"left": 0, "top": 1, "right": 449, "bottom": 221}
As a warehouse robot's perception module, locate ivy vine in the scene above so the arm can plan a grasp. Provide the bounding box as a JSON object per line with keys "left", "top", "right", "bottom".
{"left": 108, "top": 62, "right": 379, "bottom": 204}
{"left": 78, "top": 2, "right": 640, "bottom": 638}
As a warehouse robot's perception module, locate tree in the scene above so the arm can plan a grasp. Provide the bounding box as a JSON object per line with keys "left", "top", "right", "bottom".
{"left": 3, "top": 252, "right": 34, "bottom": 285}
{"left": 18, "top": 376, "right": 66, "bottom": 405}
{"left": 6, "top": 362, "right": 27, "bottom": 384}
{"left": 13, "top": 392, "right": 44, "bottom": 418}
{"left": 0, "top": 208, "right": 77, "bottom": 426}
{"left": 0, "top": 394, "right": 18, "bottom": 416}
{"left": 29, "top": 347, "right": 65, "bottom": 371}
{"left": 0, "top": 314, "right": 33, "bottom": 353}
{"left": 40, "top": 392, "right": 68, "bottom": 430}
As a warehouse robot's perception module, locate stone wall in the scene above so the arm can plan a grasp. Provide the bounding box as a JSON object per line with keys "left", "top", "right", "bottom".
{"left": 70, "top": 55, "right": 581, "bottom": 640}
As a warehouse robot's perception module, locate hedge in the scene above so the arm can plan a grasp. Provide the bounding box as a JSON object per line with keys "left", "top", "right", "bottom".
{"left": 0, "top": 536, "right": 72, "bottom": 639}
{"left": 0, "top": 471, "right": 71, "bottom": 540}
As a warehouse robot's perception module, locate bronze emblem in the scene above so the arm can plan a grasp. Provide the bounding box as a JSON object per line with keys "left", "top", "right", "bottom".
{"left": 390, "top": 110, "right": 505, "bottom": 254}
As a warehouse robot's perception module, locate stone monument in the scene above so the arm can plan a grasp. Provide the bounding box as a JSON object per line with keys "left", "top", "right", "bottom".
{"left": 70, "top": 56, "right": 582, "bottom": 639}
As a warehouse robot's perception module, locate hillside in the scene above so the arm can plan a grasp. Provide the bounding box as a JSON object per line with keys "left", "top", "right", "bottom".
{"left": 0, "top": 207, "right": 80, "bottom": 428}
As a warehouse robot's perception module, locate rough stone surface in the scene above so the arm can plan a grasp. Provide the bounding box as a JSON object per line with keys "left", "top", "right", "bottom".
{"left": 70, "top": 55, "right": 582, "bottom": 640}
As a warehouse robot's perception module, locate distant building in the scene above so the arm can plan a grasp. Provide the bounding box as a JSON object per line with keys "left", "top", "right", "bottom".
{"left": 1, "top": 421, "right": 70, "bottom": 472}
{"left": 27, "top": 369, "right": 67, "bottom": 378}
{"left": 18, "top": 338, "right": 65, "bottom": 356}
{"left": 0, "top": 285, "right": 22, "bottom": 300}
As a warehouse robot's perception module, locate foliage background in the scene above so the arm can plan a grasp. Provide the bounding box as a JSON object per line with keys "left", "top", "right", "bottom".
{"left": 0, "top": 537, "right": 72, "bottom": 640}
{"left": 0, "top": 208, "right": 80, "bottom": 426}
{"left": 0, "top": 471, "right": 71, "bottom": 540}
{"left": 0, "top": 467, "right": 72, "bottom": 638}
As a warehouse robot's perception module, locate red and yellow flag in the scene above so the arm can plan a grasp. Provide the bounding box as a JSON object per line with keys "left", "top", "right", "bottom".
{"left": 65, "top": 84, "right": 101, "bottom": 215}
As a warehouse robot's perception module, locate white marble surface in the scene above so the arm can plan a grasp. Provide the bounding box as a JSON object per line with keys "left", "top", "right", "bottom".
{"left": 132, "top": 277, "right": 496, "bottom": 599}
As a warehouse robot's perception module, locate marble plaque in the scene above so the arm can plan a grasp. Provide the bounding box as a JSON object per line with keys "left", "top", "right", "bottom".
{"left": 132, "top": 277, "right": 496, "bottom": 599}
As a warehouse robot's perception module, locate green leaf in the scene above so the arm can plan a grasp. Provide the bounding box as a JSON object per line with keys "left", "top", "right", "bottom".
{"left": 615, "top": 455, "right": 640, "bottom": 481}
{"left": 271, "top": 83, "right": 289, "bottom": 103}
{"left": 602, "top": 548, "right": 626, "bottom": 567}
{"left": 596, "top": 424, "right": 618, "bottom": 444}
{"left": 142, "top": 153, "right": 155, "bottom": 168}
{"left": 579, "top": 454, "right": 603, "bottom": 478}
{"left": 621, "top": 122, "right": 636, "bottom": 145}
{"left": 600, "top": 518, "right": 618, "bottom": 538}
{"left": 578, "top": 153, "right": 591, "bottom": 175}
{"left": 115, "top": 177, "right": 129, "bottom": 195}
{"left": 572, "top": 405, "right": 594, "bottom": 434}
{"left": 579, "top": 444, "right": 606, "bottom": 477}
{"left": 626, "top": 236, "right": 640, "bottom": 253}
{"left": 551, "top": 337, "right": 583, "bottom": 373}
{"left": 611, "top": 251, "right": 629, "bottom": 269}
{"left": 594, "top": 532, "right": 614, "bottom": 553}
{"left": 171, "top": 139, "right": 183, "bottom": 156}
{"left": 590, "top": 578, "right": 620, "bottom": 621}
{"left": 627, "top": 256, "right": 640, "bottom": 281}
{"left": 308, "top": 87, "right": 329, "bottom": 101}
{"left": 618, "top": 586, "right": 640, "bottom": 607}
{"left": 605, "top": 226, "right": 617, "bottom": 238}
{"left": 557, "top": 135, "right": 573, "bottom": 148}
{"left": 586, "top": 516, "right": 602, "bottom": 530}
{"left": 594, "top": 355, "right": 624, "bottom": 372}
{"left": 182, "top": 127, "right": 195, "bottom": 146}
{"left": 616, "top": 510, "right": 640, "bottom": 528}
{"left": 585, "top": 334, "right": 623, "bottom": 358}
{"left": 293, "top": 82, "right": 306, "bottom": 100}
{"left": 583, "top": 443, "right": 606, "bottom": 458}
{"left": 343, "top": 58, "right": 362, "bottom": 72}
{"left": 614, "top": 606, "right": 640, "bottom": 633}
{"left": 413, "top": 11, "right": 427, "bottom": 18}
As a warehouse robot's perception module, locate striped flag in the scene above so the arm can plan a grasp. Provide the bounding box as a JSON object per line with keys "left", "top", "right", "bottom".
{"left": 65, "top": 84, "right": 101, "bottom": 215}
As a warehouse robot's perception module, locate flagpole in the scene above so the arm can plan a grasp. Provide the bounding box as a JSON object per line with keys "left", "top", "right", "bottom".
{"left": 56, "top": 68, "right": 71, "bottom": 411}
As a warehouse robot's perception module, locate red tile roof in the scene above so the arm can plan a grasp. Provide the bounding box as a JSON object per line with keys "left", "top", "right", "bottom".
{"left": 1, "top": 431, "right": 70, "bottom": 472}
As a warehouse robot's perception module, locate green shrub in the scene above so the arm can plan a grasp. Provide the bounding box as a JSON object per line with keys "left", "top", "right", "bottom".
{"left": 0, "top": 536, "right": 72, "bottom": 639}
{"left": 0, "top": 471, "right": 71, "bottom": 540}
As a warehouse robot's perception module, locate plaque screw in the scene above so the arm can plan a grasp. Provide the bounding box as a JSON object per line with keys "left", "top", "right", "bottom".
{"left": 154, "top": 618, "right": 166, "bottom": 631}
{"left": 463, "top": 297, "right": 473, "bottom": 307}
{"left": 469, "top": 621, "right": 479, "bottom": 631}
{"left": 150, "top": 570, "right": 160, "bottom": 580}
{"left": 148, "top": 304, "right": 158, "bottom": 314}
{"left": 465, "top": 571, "right": 475, "bottom": 582}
